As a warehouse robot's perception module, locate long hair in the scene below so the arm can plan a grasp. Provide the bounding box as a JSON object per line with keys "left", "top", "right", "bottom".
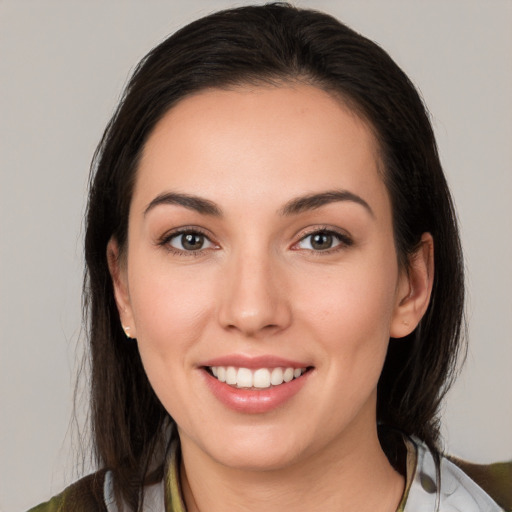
{"left": 83, "top": 3, "right": 465, "bottom": 508}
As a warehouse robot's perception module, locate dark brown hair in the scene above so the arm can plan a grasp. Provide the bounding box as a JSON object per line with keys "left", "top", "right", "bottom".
{"left": 83, "top": 3, "right": 465, "bottom": 509}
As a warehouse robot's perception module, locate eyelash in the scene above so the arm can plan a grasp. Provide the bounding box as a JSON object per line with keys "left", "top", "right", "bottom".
{"left": 157, "top": 226, "right": 353, "bottom": 256}
{"left": 157, "top": 227, "right": 217, "bottom": 256}
{"left": 293, "top": 227, "right": 353, "bottom": 254}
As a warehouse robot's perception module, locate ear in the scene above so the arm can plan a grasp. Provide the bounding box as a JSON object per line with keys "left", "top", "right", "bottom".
{"left": 390, "top": 233, "right": 434, "bottom": 338}
{"left": 107, "top": 238, "right": 137, "bottom": 339}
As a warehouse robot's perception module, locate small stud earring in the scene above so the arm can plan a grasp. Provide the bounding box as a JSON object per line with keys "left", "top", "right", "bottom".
{"left": 123, "top": 325, "right": 133, "bottom": 339}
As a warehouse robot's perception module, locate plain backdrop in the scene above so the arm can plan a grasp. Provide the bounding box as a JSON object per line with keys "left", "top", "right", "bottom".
{"left": 1, "top": 1, "right": 511, "bottom": 510}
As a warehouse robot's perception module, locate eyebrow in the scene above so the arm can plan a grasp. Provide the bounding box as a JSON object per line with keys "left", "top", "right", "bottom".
{"left": 279, "top": 190, "right": 374, "bottom": 217}
{"left": 144, "top": 192, "right": 223, "bottom": 217}
{"left": 143, "top": 189, "right": 373, "bottom": 218}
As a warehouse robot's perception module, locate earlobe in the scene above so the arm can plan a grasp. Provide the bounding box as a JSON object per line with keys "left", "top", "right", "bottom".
{"left": 390, "top": 233, "right": 434, "bottom": 339}
{"left": 107, "top": 238, "right": 137, "bottom": 339}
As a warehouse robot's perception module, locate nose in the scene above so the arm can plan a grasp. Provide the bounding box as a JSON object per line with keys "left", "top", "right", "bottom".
{"left": 217, "top": 249, "right": 292, "bottom": 338}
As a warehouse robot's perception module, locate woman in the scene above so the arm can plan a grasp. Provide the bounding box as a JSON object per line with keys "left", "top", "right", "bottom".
{"left": 29, "top": 3, "right": 510, "bottom": 511}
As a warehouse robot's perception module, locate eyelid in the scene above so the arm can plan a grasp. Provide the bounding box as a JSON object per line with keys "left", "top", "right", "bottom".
{"left": 156, "top": 225, "right": 352, "bottom": 255}
{"left": 157, "top": 226, "right": 219, "bottom": 254}
{"left": 291, "top": 226, "right": 353, "bottom": 252}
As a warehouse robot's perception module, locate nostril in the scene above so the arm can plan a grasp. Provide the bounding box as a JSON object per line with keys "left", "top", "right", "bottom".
{"left": 224, "top": 322, "right": 283, "bottom": 337}
{"left": 218, "top": 284, "right": 292, "bottom": 336}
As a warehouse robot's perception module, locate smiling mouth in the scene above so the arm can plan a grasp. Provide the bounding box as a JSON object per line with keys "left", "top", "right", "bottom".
{"left": 205, "top": 366, "right": 310, "bottom": 389}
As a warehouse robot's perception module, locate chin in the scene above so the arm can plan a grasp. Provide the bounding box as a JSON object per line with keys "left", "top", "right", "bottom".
{"left": 188, "top": 423, "right": 309, "bottom": 472}
{"left": 214, "top": 444, "right": 302, "bottom": 472}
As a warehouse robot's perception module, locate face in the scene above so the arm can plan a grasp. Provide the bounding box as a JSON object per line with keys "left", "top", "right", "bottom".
{"left": 110, "top": 84, "right": 430, "bottom": 471}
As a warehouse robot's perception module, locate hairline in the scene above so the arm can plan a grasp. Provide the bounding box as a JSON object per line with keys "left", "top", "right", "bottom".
{"left": 117, "top": 75, "right": 396, "bottom": 262}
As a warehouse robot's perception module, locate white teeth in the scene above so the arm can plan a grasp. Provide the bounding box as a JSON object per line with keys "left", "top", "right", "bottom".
{"left": 209, "top": 366, "right": 306, "bottom": 389}
{"left": 270, "top": 367, "right": 284, "bottom": 385}
{"left": 226, "top": 366, "right": 237, "bottom": 385}
{"left": 253, "top": 368, "right": 271, "bottom": 388}
{"left": 237, "top": 368, "right": 253, "bottom": 388}
{"left": 283, "top": 367, "right": 294, "bottom": 383}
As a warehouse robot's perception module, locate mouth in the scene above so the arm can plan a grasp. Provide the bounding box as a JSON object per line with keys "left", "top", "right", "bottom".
{"left": 201, "top": 358, "right": 314, "bottom": 413}
{"left": 204, "top": 366, "right": 311, "bottom": 389}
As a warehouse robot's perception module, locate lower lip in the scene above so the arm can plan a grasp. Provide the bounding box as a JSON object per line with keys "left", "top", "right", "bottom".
{"left": 203, "top": 369, "right": 311, "bottom": 414}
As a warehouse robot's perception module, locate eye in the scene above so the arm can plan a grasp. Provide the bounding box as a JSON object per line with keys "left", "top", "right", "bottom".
{"left": 295, "top": 230, "right": 351, "bottom": 251}
{"left": 167, "top": 231, "right": 215, "bottom": 252}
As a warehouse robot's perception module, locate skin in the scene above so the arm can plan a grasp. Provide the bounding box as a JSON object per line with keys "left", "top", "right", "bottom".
{"left": 108, "top": 84, "right": 434, "bottom": 512}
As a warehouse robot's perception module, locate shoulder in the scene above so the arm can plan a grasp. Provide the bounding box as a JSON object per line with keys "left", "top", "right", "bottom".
{"left": 27, "top": 470, "right": 108, "bottom": 512}
{"left": 448, "top": 456, "right": 512, "bottom": 512}
{"left": 27, "top": 469, "right": 166, "bottom": 512}
{"left": 405, "top": 437, "right": 512, "bottom": 512}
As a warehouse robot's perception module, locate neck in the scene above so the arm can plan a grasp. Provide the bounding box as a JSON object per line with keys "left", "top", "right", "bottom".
{"left": 178, "top": 423, "right": 404, "bottom": 512}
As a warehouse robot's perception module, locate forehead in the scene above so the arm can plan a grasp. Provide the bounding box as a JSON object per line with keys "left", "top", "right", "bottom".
{"left": 133, "top": 84, "right": 388, "bottom": 215}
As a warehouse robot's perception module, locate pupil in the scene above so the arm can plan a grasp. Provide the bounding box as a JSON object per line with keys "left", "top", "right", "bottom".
{"left": 183, "top": 233, "right": 203, "bottom": 250}
{"left": 312, "top": 233, "right": 332, "bottom": 250}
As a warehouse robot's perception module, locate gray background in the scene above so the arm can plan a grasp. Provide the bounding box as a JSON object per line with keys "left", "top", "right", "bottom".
{"left": 1, "top": 1, "right": 511, "bottom": 510}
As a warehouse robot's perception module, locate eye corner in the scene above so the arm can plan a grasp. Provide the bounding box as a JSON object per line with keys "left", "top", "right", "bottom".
{"left": 292, "top": 227, "right": 354, "bottom": 253}
{"left": 157, "top": 227, "right": 220, "bottom": 256}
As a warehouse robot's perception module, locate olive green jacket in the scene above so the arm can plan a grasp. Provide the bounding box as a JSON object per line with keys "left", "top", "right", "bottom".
{"left": 29, "top": 438, "right": 512, "bottom": 512}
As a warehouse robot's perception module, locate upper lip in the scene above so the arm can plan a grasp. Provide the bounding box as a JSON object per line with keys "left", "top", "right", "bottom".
{"left": 200, "top": 354, "right": 310, "bottom": 369}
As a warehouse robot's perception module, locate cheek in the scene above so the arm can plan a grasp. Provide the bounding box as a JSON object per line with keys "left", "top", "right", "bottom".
{"left": 296, "top": 253, "right": 399, "bottom": 366}
{"left": 127, "top": 262, "right": 214, "bottom": 361}
{"left": 125, "top": 262, "right": 217, "bottom": 423}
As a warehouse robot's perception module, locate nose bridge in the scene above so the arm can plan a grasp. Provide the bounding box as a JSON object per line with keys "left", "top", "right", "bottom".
{"left": 218, "top": 242, "right": 290, "bottom": 336}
